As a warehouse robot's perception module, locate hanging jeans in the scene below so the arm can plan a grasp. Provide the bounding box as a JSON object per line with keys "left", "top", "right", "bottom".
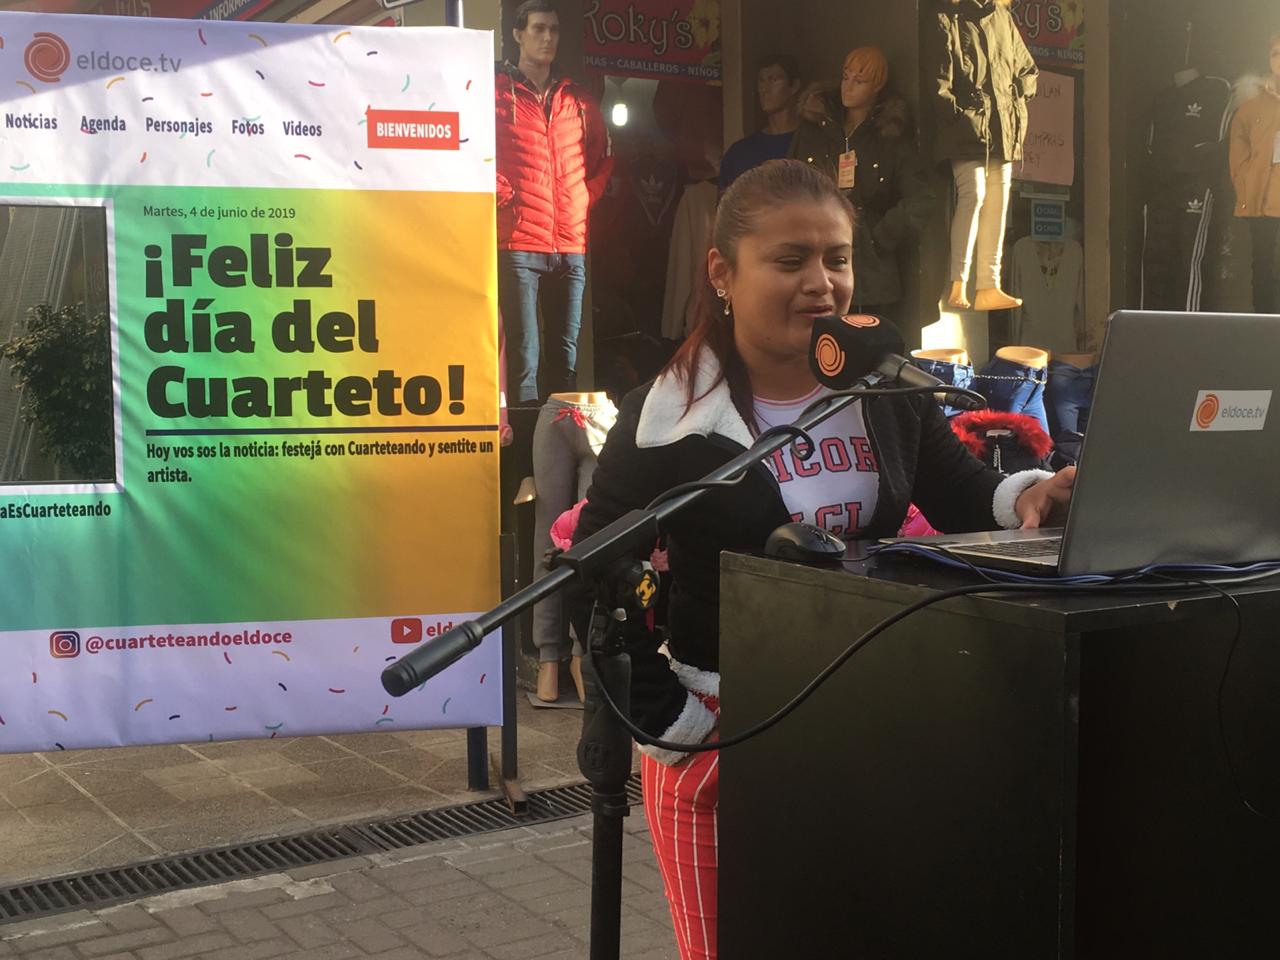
{"left": 1045, "top": 359, "right": 1098, "bottom": 464}
{"left": 971, "top": 357, "right": 1050, "bottom": 436}
{"left": 911, "top": 355, "right": 976, "bottom": 418}
{"left": 498, "top": 251, "right": 587, "bottom": 404}
{"left": 950, "top": 160, "right": 1013, "bottom": 288}
{"left": 532, "top": 396, "right": 619, "bottom": 663}
{"left": 1248, "top": 217, "right": 1280, "bottom": 315}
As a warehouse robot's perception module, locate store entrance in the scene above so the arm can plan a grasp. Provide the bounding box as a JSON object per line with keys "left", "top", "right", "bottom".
{"left": 588, "top": 77, "right": 723, "bottom": 400}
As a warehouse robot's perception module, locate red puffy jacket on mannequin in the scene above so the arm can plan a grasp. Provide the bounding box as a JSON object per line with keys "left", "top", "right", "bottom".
{"left": 494, "top": 62, "right": 613, "bottom": 254}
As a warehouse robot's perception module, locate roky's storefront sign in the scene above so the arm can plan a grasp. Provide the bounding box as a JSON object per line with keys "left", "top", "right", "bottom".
{"left": 584, "top": 0, "right": 721, "bottom": 84}
{"left": 1012, "top": 0, "right": 1085, "bottom": 69}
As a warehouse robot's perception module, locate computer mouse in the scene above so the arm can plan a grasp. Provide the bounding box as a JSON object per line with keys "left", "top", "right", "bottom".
{"left": 764, "top": 521, "right": 848, "bottom": 564}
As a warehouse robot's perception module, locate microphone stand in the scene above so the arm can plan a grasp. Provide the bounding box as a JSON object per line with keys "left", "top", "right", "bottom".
{"left": 381, "top": 375, "right": 978, "bottom": 960}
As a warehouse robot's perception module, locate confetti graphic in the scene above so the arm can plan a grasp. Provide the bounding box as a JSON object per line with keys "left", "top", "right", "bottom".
{"left": 16, "top": 80, "right": 36, "bottom": 94}
{"left": 133, "top": 698, "right": 153, "bottom": 711}
{"left": 47, "top": 710, "right": 68, "bottom": 721}
{"left": 106, "top": 76, "right": 124, "bottom": 89}
{"left": 333, "top": 31, "right": 351, "bottom": 43}
{"left": 197, "top": 27, "right": 207, "bottom": 46}
{"left": 222, "top": 650, "right": 231, "bottom": 663}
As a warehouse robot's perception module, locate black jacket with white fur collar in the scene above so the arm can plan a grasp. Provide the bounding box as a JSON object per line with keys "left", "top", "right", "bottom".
{"left": 572, "top": 357, "right": 1047, "bottom": 763}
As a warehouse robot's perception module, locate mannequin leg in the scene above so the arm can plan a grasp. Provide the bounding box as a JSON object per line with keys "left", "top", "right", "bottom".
{"left": 497, "top": 251, "right": 547, "bottom": 404}
{"left": 566, "top": 401, "right": 618, "bottom": 701}
{"left": 972, "top": 161, "right": 1021, "bottom": 311}
{"left": 531, "top": 403, "right": 578, "bottom": 701}
{"left": 1249, "top": 217, "right": 1280, "bottom": 314}
{"left": 539, "top": 253, "right": 587, "bottom": 395}
{"left": 948, "top": 160, "right": 986, "bottom": 308}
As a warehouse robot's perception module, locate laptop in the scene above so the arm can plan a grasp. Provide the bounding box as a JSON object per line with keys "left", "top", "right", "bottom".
{"left": 883, "top": 311, "right": 1280, "bottom": 576}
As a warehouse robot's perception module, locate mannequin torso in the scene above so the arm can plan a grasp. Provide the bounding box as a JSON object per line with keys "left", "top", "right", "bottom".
{"left": 548, "top": 391, "right": 610, "bottom": 406}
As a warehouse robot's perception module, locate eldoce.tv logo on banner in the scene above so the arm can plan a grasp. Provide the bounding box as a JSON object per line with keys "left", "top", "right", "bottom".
{"left": 24, "top": 29, "right": 182, "bottom": 82}
{"left": 24, "top": 32, "right": 71, "bottom": 82}
{"left": 0, "top": 11, "right": 500, "bottom": 753}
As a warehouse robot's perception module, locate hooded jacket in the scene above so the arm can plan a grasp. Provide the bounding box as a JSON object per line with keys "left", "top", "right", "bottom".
{"left": 494, "top": 62, "right": 613, "bottom": 253}
{"left": 789, "top": 90, "right": 936, "bottom": 307}
{"left": 1229, "top": 76, "right": 1280, "bottom": 218}
{"left": 570, "top": 356, "right": 1050, "bottom": 763}
{"left": 931, "top": 0, "right": 1039, "bottom": 163}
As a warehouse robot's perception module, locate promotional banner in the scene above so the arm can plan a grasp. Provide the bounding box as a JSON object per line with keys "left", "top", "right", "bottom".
{"left": 584, "top": 0, "right": 721, "bottom": 84}
{"left": 1019, "top": 70, "right": 1076, "bottom": 187}
{"left": 1012, "top": 0, "right": 1085, "bottom": 69}
{"left": 0, "top": 12, "right": 501, "bottom": 752}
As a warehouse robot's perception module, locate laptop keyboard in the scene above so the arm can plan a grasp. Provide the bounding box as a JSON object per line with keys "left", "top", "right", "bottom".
{"left": 949, "top": 537, "right": 1063, "bottom": 559}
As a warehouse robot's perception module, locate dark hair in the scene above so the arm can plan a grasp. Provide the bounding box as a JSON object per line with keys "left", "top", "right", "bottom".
{"left": 758, "top": 54, "right": 801, "bottom": 85}
{"left": 663, "top": 159, "right": 855, "bottom": 428}
{"left": 514, "top": 0, "right": 557, "bottom": 30}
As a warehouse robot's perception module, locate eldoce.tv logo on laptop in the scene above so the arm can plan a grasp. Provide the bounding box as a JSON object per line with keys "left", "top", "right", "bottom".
{"left": 1191, "top": 391, "right": 1271, "bottom": 432}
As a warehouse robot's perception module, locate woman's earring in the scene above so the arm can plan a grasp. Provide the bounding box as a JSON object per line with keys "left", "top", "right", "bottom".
{"left": 716, "top": 289, "right": 731, "bottom": 316}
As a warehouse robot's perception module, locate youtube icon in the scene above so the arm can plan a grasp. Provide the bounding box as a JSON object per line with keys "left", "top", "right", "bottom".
{"left": 391, "top": 618, "right": 423, "bottom": 644}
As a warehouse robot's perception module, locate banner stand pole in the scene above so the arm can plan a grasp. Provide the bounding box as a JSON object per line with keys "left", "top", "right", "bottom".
{"left": 497, "top": 531, "right": 527, "bottom": 811}
{"left": 445, "top": 0, "right": 463, "bottom": 27}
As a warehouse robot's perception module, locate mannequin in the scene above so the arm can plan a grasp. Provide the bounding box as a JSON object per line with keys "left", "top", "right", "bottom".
{"left": 931, "top": 0, "right": 1038, "bottom": 312}
{"left": 789, "top": 46, "right": 935, "bottom": 318}
{"left": 1229, "top": 33, "right": 1280, "bottom": 314}
{"left": 1046, "top": 352, "right": 1099, "bottom": 466}
{"left": 719, "top": 54, "right": 802, "bottom": 191}
{"left": 1141, "top": 34, "right": 1232, "bottom": 312}
{"left": 993, "top": 346, "right": 1047, "bottom": 368}
{"left": 912, "top": 348, "right": 970, "bottom": 365}
{"left": 495, "top": 4, "right": 612, "bottom": 404}
{"left": 532, "top": 390, "right": 618, "bottom": 703}
{"left": 971, "top": 345, "right": 1050, "bottom": 435}
{"left": 910, "top": 347, "right": 974, "bottom": 417}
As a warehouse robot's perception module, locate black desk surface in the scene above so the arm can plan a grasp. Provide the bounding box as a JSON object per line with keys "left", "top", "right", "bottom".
{"left": 716, "top": 549, "right": 1280, "bottom": 960}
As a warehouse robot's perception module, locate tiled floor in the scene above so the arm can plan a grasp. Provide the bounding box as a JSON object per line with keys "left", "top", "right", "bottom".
{"left": 0, "top": 696, "right": 618, "bottom": 887}
{"left": 0, "top": 812, "right": 678, "bottom": 959}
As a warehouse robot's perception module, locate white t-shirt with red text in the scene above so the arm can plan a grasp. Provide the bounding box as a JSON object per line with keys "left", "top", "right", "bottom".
{"left": 754, "top": 385, "right": 880, "bottom": 539}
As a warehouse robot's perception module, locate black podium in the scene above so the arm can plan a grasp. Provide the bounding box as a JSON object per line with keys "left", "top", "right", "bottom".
{"left": 717, "top": 549, "right": 1280, "bottom": 959}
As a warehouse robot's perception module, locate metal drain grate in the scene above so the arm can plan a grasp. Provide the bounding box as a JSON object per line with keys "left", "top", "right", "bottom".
{"left": 0, "top": 775, "right": 641, "bottom": 924}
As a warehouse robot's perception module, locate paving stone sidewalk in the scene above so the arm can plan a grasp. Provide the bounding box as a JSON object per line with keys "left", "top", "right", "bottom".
{"left": 0, "top": 813, "right": 679, "bottom": 960}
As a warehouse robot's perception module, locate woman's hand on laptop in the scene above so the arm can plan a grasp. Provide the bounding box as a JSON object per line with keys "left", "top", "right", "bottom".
{"left": 1015, "top": 466, "right": 1077, "bottom": 530}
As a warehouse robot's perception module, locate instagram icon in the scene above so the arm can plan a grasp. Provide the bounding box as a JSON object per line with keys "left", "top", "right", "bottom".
{"left": 49, "top": 630, "right": 81, "bottom": 659}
